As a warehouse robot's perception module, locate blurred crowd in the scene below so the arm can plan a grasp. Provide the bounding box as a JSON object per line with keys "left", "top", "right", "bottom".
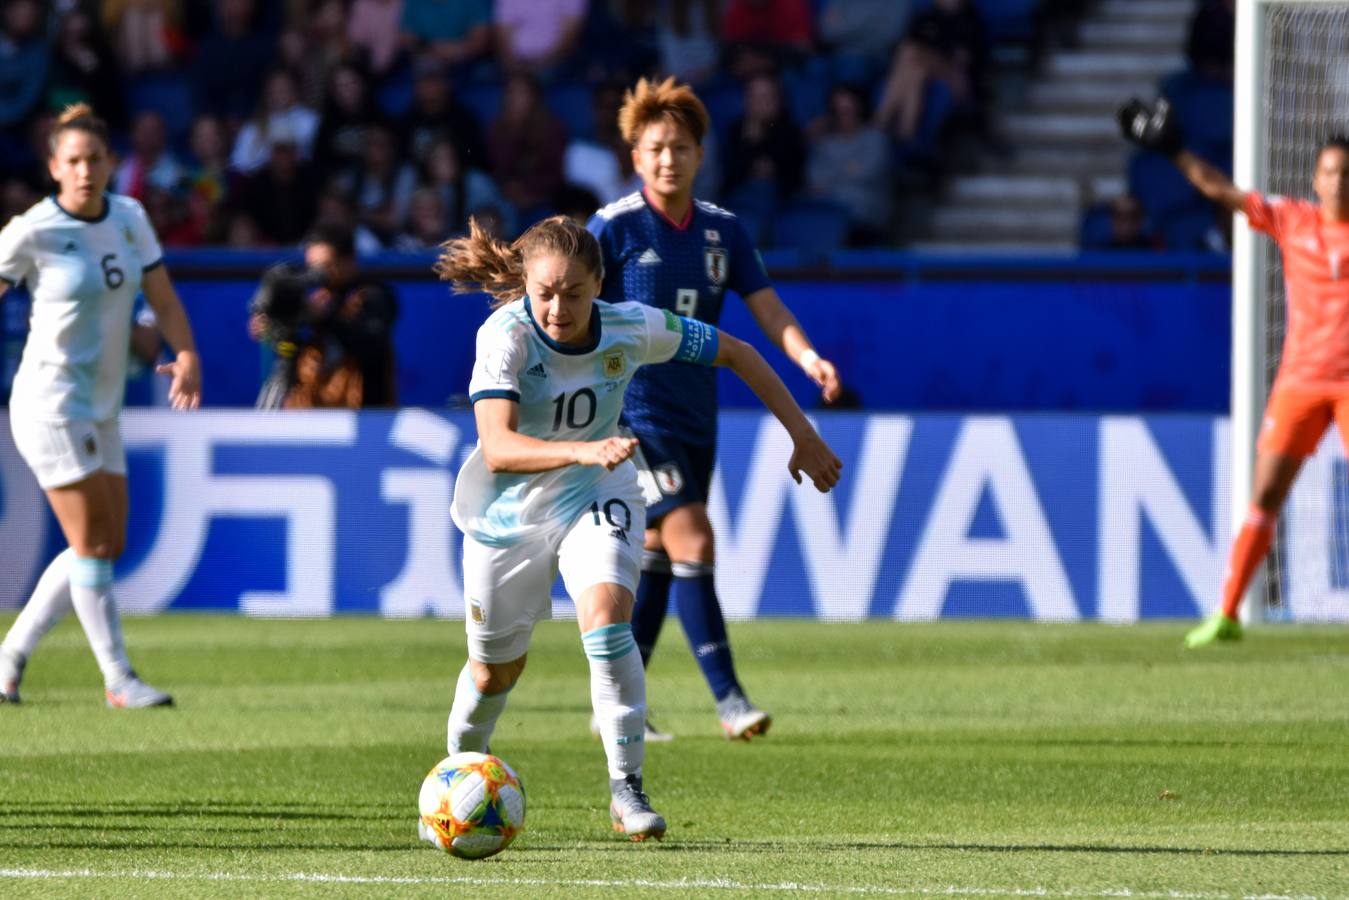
{"left": 0, "top": 0, "right": 1063, "bottom": 252}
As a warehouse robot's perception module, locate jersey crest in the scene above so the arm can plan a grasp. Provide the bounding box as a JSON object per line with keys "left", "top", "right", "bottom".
{"left": 705, "top": 246, "right": 728, "bottom": 286}
{"left": 603, "top": 348, "right": 626, "bottom": 378}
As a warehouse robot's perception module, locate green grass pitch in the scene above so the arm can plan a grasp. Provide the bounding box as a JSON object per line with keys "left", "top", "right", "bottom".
{"left": 1, "top": 615, "right": 1347, "bottom": 898}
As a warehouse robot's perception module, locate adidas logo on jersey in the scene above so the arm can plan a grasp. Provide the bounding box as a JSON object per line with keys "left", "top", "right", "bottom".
{"left": 637, "top": 248, "right": 662, "bottom": 265}
{"left": 525, "top": 363, "right": 548, "bottom": 378}
{"left": 62, "top": 240, "right": 78, "bottom": 254}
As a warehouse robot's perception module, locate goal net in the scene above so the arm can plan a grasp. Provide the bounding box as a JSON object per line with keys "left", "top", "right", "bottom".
{"left": 1236, "top": 0, "right": 1349, "bottom": 622}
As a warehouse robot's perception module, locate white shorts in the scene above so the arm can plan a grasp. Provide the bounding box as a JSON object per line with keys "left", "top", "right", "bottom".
{"left": 9, "top": 413, "right": 126, "bottom": 490}
{"left": 461, "top": 481, "right": 646, "bottom": 664}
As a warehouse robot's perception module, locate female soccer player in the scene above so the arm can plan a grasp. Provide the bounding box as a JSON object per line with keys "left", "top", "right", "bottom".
{"left": 0, "top": 104, "right": 201, "bottom": 706}
{"left": 586, "top": 77, "right": 842, "bottom": 739}
{"left": 1120, "top": 98, "right": 1349, "bottom": 647}
{"left": 433, "top": 215, "right": 840, "bottom": 841}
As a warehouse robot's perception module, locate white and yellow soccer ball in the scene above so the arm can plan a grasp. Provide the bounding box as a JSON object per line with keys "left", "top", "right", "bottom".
{"left": 417, "top": 752, "right": 526, "bottom": 859}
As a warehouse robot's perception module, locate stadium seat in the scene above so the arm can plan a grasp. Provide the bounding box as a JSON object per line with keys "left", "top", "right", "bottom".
{"left": 124, "top": 73, "right": 195, "bottom": 144}
{"left": 376, "top": 76, "right": 414, "bottom": 119}
{"left": 771, "top": 199, "right": 851, "bottom": 252}
{"left": 458, "top": 83, "right": 504, "bottom": 126}
{"left": 1160, "top": 69, "right": 1234, "bottom": 154}
{"left": 1161, "top": 206, "right": 1218, "bottom": 251}
{"left": 699, "top": 78, "right": 745, "bottom": 146}
{"left": 974, "top": 0, "right": 1040, "bottom": 43}
{"left": 1078, "top": 202, "right": 1115, "bottom": 250}
{"left": 893, "top": 79, "right": 954, "bottom": 165}
{"left": 545, "top": 82, "right": 594, "bottom": 142}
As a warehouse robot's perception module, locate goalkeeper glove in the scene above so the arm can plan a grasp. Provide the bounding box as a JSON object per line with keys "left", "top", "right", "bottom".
{"left": 1117, "top": 97, "right": 1183, "bottom": 157}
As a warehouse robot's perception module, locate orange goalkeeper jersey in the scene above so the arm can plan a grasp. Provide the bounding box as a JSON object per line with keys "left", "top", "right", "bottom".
{"left": 1247, "top": 191, "right": 1349, "bottom": 387}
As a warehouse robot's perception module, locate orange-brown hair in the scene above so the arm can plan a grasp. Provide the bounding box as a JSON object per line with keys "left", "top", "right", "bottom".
{"left": 49, "top": 103, "right": 111, "bottom": 156}
{"left": 617, "top": 76, "right": 710, "bottom": 146}
{"left": 435, "top": 215, "right": 604, "bottom": 307}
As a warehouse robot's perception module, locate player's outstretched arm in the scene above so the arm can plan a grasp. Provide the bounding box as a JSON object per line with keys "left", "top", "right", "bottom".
{"left": 1118, "top": 96, "right": 1246, "bottom": 212}
{"left": 142, "top": 265, "right": 201, "bottom": 410}
{"left": 742, "top": 286, "right": 842, "bottom": 403}
{"left": 475, "top": 397, "right": 638, "bottom": 474}
{"left": 714, "top": 330, "right": 842, "bottom": 492}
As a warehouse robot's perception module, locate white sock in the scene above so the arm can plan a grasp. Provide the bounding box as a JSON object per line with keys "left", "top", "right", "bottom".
{"left": 446, "top": 663, "right": 511, "bottom": 754}
{"left": 582, "top": 624, "right": 646, "bottom": 780}
{"left": 1, "top": 548, "right": 75, "bottom": 660}
{"left": 69, "top": 556, "right": 132, "bottom": 686}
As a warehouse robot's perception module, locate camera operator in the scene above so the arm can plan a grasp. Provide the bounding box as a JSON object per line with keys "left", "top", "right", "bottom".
{"left": 250, "top": 222, "right": 399, "bottom": 409}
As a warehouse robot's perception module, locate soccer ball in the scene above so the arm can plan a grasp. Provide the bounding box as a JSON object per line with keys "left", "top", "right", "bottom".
{"left": 417, "top": 752, "right": 526, "bottom": 859}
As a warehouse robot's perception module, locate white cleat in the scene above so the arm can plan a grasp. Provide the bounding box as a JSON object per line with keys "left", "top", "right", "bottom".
{"left": 718, "top": 692, "right": 771, "bottom": 741}
{"left": 609, "top": 774, "right": 666, "bottom": 842}
{"left": 0, "top": 648, "right": 23, "bottom": 705}
{"left": 105, "top": 673, "right": 173, "bottom": 709}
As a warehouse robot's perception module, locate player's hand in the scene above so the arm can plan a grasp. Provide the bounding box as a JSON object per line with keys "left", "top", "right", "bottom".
{"left": 575, "top": 436, "right": 639, "bottom": 470}
{"left": 1117, "top": 96, "right": 1182, "bottom": 156}
{"left": 157, "top": 350, "right": 202, "bottom": 410}
{"left": 804, "top": 355, "right": 843, "bottom": 405}
{"left": 787, "top": 428, "right": 842, "bottom": 493}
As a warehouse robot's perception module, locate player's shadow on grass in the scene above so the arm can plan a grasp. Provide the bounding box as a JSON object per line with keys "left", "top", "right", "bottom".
{"left": 0, "top": 800, "right": 400, "bottom": 823}
{"left": 644, "top": 839, "right": 1349, "bottom": 857}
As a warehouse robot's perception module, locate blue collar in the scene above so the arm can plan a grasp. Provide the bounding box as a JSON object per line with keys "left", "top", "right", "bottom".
{"left": 523, "top": 296, "right": 602, "bottom": 355}
{"left": 51, "top": 193, "right": 111, "bottom": 223}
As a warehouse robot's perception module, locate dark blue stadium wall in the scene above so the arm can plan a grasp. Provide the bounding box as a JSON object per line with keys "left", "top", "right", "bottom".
{"left": 25, "top": 251, "right": 1229, "bottom": 413}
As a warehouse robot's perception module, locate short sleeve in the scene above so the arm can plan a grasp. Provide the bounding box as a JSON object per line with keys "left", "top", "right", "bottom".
{"left": 0, "top": 215, "right": 32, "bottom": 287}
{"left": 467, "top": 323, "right": 526, "bottom": 404}
{"left": 1244, "top": 191, "right": 1286, "bottom": 238}
{"left": 640, "top": 305, "right": 720, "bottom": 367}
{"left": 726, "top": 215, "right": 771, "bottom": 298}
{"left": 127, "top": 199, "right": 164, "bottom": 271}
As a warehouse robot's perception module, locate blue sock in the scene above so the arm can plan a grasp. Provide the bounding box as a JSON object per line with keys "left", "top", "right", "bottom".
{"left": 631, "top": 550, "right": 673, "bottom": 668}
{"left": 670, "top": 562, "right": 741, "bottom": 701}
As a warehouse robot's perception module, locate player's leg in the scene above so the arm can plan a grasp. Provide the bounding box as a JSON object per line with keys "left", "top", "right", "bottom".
{"left": 659, "top": 501, "right": 770, "bottom": 739}
{"left": 626, "top": 430, "right": 676, "bottom": 669}
{"left": 1188, "top": 387, "right": 1323, "bottom": 647}
{"left": 560, "top": 486, "right": 664, "bottom": 841}
{"left": 0, "top": 548, "right": 75, "bottom": 704}
{"left": 447, "top": 533, "right": 552, "bottom": 754}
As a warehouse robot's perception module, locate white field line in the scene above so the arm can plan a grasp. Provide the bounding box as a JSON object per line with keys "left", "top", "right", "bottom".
{"left": 0, "top": 869, "right": 1336, "bottom": 899}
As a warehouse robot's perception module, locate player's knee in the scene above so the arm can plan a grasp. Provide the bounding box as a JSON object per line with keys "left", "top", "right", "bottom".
{"left": 472, "top": 658, "right": 524, "bottom": 695}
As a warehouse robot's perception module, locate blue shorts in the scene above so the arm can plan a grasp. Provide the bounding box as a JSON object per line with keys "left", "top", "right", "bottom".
{"left": 627, "top": 428, "right": 716, "bottom": 524}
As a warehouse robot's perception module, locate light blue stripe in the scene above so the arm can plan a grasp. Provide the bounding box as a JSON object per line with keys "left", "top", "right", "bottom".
{"left": 71, "top": 556, "right": 113, "bottom": 588}
{"left": 581, "top": 623, "right": 636, "bottom": 661}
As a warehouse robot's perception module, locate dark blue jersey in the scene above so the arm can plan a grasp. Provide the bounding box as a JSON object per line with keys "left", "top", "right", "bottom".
{"left": 588, "top": 190, "right": 770, "bottom": 443}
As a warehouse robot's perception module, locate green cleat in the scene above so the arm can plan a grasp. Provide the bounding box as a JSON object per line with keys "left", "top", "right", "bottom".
{"left": 1184, "top": 613, "right": 1243, "bottom": 649}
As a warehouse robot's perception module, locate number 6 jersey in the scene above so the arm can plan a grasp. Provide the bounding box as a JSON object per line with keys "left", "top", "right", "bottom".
{"left": 0, "top": 193, "right": 163, "bottom": 422}
{"left": 453, "top": 296, "right": 718, "bottom": 547}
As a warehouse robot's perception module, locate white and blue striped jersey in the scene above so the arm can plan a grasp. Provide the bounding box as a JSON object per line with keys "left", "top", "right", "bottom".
{"left": 451, "top": 296, "right": 719, "bottom": 547}
{"left": 0, "top": 193, "right": 163, "bottom": 422}
{"left": 587, "top": 190, "right": 770, "bottom": 444}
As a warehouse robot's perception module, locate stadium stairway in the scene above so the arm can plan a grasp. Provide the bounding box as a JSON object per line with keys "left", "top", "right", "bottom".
{"left": 918, "top": 0, "right": 1191, "bottom": 252}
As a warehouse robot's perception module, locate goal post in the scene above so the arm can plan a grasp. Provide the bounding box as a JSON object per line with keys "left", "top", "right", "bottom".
{"left": 1233, "top": 0, "right": 1349, "bottom": 623}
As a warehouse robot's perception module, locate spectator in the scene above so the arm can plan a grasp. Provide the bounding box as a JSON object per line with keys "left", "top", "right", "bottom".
{"left": 226, "top": 209, "right": 269, "bottom": 248}
{"left": 398, "top": 55, "right": 486, "bottom": 169}
{"left": 11, "top": 113, "right": 55, "bottom": 195}
{"left": 1102, "top": 193, "right": 1158, "bottom": 251}
{"left": 193, "top": 0, "right": 275, "bottom": 122}
{"left": 721, "top": 0, "right": 813, "bottom": 78}
{"left": 102, "top": 0, "right": 185, "bottom": 72}
{"left": 278, "top": 0, "right": 349, "bottom": 107}
{"left": 487, "top": 73, "right": 568, "bottom": 214}
{"left": 564, "top": 80, "right": 638, "bottom": 205}
{"left": 722, "top": 72, "right": 806, "bottom": 206}
{"left": 236, "top": 124, "right": 321, "bottom": 246}
{"left": 419, "top": 136, "right": 510, "bottom": 237}
{"left": 394, "top": 186, "right": 449, "bottom": 250}
{"left": 400, "top": 0, "right": 492, "bottom": 70}
{"left": 47, "top": 7, "right": 128, "bottom": 129}
{"left": 313, "top": 62, "right": 385, "bottom": 181}
{"left": 806, "top": 84, "right": 892, "bottom": 242}
{"left": 143, "top": 185, "right": 201, "bottom": 247}
{"left": 251, "top": 221, "right": 399, "bottom": 408}
{"left": 875, "top": 0, "right": 988, "bottom": 143}
{"left": 556, "top": 182, "right": 601, "bottom": 224}
{"left": 231, "top": 68, "right": 321, "bottom": 174}
{"left": 1187, "top": 0, "right": 1235, "bottom": 83}
{"left": 494, "top": 0, "right": 588, "bottom": 77}
{"left": 347, "top": 0, "right": 403, "bottom": 76}
{"left": 655, "top": 0, "right": 720, "bottom": 87}
{"left": 114, "top": 110, "right": 186, "bottom": 200}
{"left": 0, "top": 0, "right": 49, "bottom": 131}
{"left": 314, "top": 180, "right": 387, "bottom": 255}
{"left": 184, "top": 114, "right": 236, "bottom": 244}
{"left": 1, "top": 178, "right": 39, "bottom": 226}
{"left": 334, "top": 123, "right": 418, "bottom": 245}
{"left": 817, "top": 0, "right": 908, "bottom": 79}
